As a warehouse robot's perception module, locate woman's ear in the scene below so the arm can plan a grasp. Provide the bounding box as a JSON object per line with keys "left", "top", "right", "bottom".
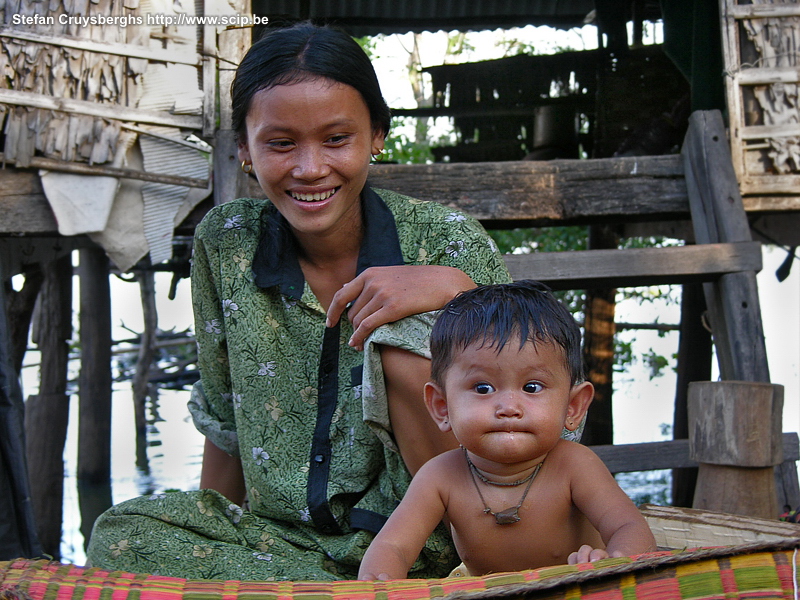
{"left": 237, "top": 139, "right": 251, "bottom": 165}
{"left": 424, "top": 381, "right": 452, "bottom": 433}
{"left": 371, "top": 129, "right": 385, "bottom": 156}
{"left": 565, "top": 381, "right": 594, "bottom": 431}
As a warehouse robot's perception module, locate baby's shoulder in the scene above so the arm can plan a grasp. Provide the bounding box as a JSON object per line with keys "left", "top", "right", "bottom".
{"left": 548, "top": 439, "right": 606, "bottom": 471}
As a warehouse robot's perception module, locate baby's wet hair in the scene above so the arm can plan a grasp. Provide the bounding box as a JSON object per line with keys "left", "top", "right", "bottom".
{"left": 430, "top": 280, "right": 584, "bottom": 387}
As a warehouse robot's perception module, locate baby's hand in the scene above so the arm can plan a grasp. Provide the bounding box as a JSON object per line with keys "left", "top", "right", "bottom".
{"left": 568, "top": 545, "right": 611, "bottom": 564}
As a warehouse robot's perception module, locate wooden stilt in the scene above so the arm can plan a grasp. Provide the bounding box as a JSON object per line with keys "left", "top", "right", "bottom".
{"left": 77, "top": 246, "right": 113, "bottom": 546}
{"left": 25, "top": 254, "right": 72, "bottom": 558}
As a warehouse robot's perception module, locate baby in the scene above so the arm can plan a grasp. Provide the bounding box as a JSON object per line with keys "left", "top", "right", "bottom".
{"left": 359, "top": 280, "right": 656, "bottom": 579}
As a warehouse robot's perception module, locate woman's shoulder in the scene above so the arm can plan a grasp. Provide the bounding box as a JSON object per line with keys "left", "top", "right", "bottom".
{"left": 195, "top": 197, "right": 272, "bottom": 238}
{"left": 373, "top": 187, "right": 477, "bottom": 224}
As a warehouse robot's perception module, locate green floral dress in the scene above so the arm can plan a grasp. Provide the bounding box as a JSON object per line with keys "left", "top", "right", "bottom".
{"left": 86, "top": 188, "right": 512, "bottom": 581}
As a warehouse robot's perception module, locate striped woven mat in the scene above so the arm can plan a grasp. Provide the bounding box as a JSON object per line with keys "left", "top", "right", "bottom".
{"left": 2, "top": 540, "right": 800, "bottom": 600}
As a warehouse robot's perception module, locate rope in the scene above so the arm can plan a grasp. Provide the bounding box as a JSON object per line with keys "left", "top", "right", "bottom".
{"left": 441, "top": 538, "right": 800, "bottom": 600}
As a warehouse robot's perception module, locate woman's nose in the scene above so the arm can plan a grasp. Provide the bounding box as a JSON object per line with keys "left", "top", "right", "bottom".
{"left": 292, "top": 146, "right": 330, "bottom": 180}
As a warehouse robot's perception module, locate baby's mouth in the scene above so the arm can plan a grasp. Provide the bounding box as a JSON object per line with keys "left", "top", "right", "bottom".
{"left": 289, "top": 187, "right": 339, "bottom": 202}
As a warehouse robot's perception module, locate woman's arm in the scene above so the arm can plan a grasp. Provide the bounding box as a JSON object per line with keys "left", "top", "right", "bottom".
{"left": 326, "top": 265, "right": 475, "bottom": 351}
{"left": 200, "top": 438, "right": 246, "bottom": 505}
{"left": 380, "top": 346, "right": 458, "bottom": 475}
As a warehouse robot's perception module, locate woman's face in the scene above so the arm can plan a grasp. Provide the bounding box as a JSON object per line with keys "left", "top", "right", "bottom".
{"left": 238, "top": 77, "right": 384, "bottom": 245}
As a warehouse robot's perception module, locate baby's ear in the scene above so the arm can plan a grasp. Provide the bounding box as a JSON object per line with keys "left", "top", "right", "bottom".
{"left": 424, "top": 381, "right": 452, "bottom": 432}
{"left": 565, "top": 381, "right": 594, "bottom": 431}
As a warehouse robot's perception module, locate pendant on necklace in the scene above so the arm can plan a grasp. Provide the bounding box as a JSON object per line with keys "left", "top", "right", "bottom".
{"left": 493, "top": 507, "right": 521, "bottom": 525}
{"left": 465, "top": 447, "right": 543, "bottom": 526}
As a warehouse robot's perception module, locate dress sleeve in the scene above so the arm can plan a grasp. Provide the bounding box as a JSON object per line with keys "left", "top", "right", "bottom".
{"left": 361, "top": 203, "right": 512, "bottom": 451}
{"left": 188, "top": 217, "right": 239, "bottom": 456}
{"left": 421, "top": 207, "right": 512, "bottom": 286}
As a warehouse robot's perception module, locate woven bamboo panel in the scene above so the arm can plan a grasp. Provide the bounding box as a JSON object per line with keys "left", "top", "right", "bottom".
{"left": 720, "top": 0, "right": 800, "bottom": 198}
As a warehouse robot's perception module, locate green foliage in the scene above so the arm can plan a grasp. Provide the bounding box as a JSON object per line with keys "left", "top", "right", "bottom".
{"left": 642, "top": 349, "right": 672, "bottom": 379}
{"left": 383, "top": 117, "right": 437, "bottom": 164}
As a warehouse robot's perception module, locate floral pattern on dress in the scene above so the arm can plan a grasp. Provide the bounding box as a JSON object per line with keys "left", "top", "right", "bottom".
{"left": 87, "top": 190, "right": 512, "bottom": 581}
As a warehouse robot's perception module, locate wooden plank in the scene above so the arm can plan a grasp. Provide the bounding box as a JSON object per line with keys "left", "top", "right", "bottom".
{"left": 737, "top": 67, "right": 800, "bottom": 85}
{"left": 0, "top": 89, "right": 203, "bottom": 130}
{"left": 590, "top": 432, "right": 799, "bottom": 474}
{"left": 366, "top": 155, "right": 690, "bottom": 224}
{"left": 503, "top": 242, "right": 762, "bottom": 290}
{"left": 682, "top": 110, "right": 770, "bottom": 383}
{"left": 742, "top": 123, "right": 800, "bottom": 140}
{"left": 0, "top": 28, "right": 200, "bottom": 66}
{"left": 730, "top": 4, "right": 800, "bottom": 19}
{"left": 3, "top": 157, "right": 799, "bottom": 236}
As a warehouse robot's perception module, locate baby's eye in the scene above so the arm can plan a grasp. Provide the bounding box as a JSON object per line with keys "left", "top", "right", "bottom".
{"left": 523, "top": 382, "right": 543, "bottom": 394}
{"left": 474, "top": 382, "right": 495, "bottom": 395}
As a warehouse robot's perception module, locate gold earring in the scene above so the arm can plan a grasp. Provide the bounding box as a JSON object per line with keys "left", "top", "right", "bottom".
{"left": 241, "top": 161, "right": 252, "bottom": 174}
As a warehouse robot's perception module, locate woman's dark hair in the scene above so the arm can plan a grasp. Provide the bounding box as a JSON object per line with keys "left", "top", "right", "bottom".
{"left": 231, "top": 22, "right": 392, "bottom": 142}
{"left": 430, "top": 280, "right": 585, "bottom": 387}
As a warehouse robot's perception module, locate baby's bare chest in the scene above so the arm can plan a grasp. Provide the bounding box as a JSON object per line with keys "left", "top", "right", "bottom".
{"left": 446, "top": 479, "right": 601, "bottom": 574}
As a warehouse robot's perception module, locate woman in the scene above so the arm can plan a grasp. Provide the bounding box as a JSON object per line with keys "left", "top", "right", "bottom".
{"left": 87, "top": 22, "right": 511, "bottom": 580}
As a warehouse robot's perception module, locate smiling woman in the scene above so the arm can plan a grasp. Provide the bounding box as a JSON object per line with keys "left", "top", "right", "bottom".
{"left": 85, "top": 21, "right": 511, "bottom": 580}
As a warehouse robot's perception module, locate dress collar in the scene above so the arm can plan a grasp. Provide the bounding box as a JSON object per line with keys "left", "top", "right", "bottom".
{"left": 252, "top": 187, "right": 404, "bottom": 299}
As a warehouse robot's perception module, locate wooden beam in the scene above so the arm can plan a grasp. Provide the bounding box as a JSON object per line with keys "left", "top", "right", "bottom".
{"left": 366, "top": 155, "right": 689, "bottom": 224}
{"left": 0, "top": 153, "right": 209, "bottom": 189}
{"left": 0, "top": 89, "right": 203, "bottom": 130}
{"left": 4, "top": 156, "right": 799, "bottom": 236}
{"left": 591, "top": 432, "right": 799, "bottom": 474}
{"left": 0, "top": 28, "right": 200, "bottom": 66}
{"left": 504, "top": 241, "right": 762, "bottom": 290}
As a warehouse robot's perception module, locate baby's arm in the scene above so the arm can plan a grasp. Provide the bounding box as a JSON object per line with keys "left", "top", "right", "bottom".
{"left": 358, "top": 457, "right": 450, "bottom": 580}
{"left": 567, "top": 443, "right": 657, "bottom": 563}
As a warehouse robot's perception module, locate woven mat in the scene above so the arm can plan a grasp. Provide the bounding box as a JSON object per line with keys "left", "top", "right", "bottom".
{"left": 3, "top": 540, "right": 800, "bottom": 600}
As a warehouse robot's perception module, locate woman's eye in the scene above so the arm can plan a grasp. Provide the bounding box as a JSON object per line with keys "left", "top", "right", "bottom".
{"left": 326, "top": 134, "right": 350, "bottom": 145}
{"left": 474, "top": 382, "right": 495, "bottom": 394}
{"left": 268, "top": 139, "right": 294, "bottom": 150}
{"left": 523, "top": 382, "right": 543, "bottom": 394}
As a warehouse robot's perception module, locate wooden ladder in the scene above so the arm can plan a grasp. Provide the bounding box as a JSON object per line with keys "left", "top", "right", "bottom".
{"left": 505, "top": 110, "right": 798, "bottom": 514}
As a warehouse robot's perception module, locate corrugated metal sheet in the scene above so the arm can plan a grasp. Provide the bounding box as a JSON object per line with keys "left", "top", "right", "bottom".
{"left": 256, "top": 0, "right": 598, "bottom": 33}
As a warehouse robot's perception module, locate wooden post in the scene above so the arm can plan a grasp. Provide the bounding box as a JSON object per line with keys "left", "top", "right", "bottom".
{"left": 671, "top": 283, "right": 712, "bottom": 507}
{"left": 581, "top": 224, "right": 620, "bottom": 446}
{"left": 77, "top": 246, "right": 113, "bottom": 545}
{"left": 77, "top": 247, "right": 112, "bottom": 485}
{"left": 681, "top": 110, "right": 770, "bottom": 383}
{"left": 689, "top": 381, "right": 784, "bottom": 518}
{"left": 213, "top": 12, "right": 252, "bottom": 206}
{"left": 25, "top": 255, "right": 72, "bottom": 558}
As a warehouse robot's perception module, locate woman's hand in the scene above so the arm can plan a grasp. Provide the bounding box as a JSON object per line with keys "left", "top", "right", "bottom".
{"left": 326, "top": 265, "right": 475, "bottom": 350}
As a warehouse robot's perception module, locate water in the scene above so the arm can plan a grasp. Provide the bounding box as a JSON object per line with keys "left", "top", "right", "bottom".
{"left": 61, "top": 385, "right": 204, "bottom": 564}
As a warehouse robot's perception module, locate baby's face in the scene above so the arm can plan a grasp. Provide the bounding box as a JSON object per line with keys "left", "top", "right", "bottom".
{"left": 441, "top": 338, "right": 574, "bottom": 465}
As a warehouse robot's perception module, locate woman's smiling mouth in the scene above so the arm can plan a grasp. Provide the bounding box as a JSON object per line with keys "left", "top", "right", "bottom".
{"left": 289, "top": 187, "right": 339, "bottom": 202}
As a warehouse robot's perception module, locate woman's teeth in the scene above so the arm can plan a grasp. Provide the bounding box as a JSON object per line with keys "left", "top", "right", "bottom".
{"left": 290, "top": 189, "right": 336, "bottom": 202}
